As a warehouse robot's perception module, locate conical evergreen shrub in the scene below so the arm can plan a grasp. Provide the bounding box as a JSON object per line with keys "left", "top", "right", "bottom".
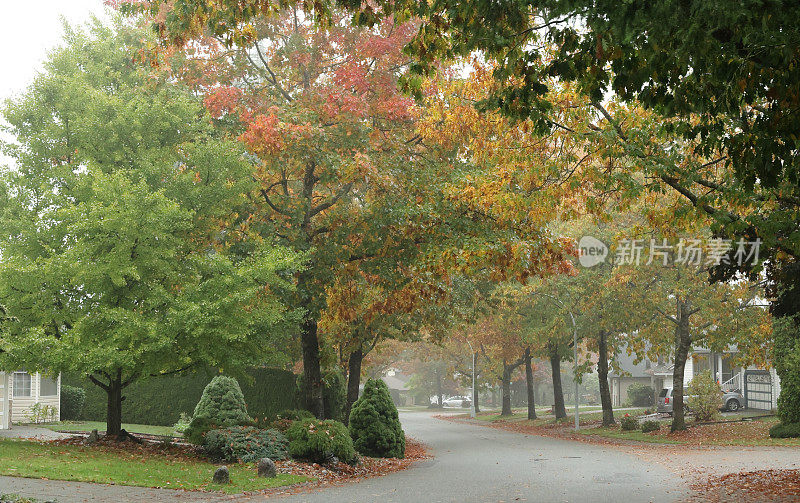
{"left": 184, "top": 375, "right": 253, "bottom": 444}
{"left": 348, "top": 378, "right": 405, "bottom": 458}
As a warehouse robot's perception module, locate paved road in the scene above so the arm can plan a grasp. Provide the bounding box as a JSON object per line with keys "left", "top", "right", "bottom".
{"left": 268, "top": 411, "right": 685, "bottom": 503}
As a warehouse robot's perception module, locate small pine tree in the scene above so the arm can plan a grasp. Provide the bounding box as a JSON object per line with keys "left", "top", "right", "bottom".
{"left": 349, "top": 378, "right": 405, "bottom": 458}
{"left": 184, "top": 375, "right": 253, "bottom": 444}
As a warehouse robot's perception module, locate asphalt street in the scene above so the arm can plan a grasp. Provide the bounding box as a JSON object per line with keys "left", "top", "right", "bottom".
{"left": 272, "top": 411, "right": 685, "bottom": 503}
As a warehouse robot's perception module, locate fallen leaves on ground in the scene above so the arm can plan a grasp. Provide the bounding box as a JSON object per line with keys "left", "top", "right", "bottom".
{"left": 688, "top": 469, "right": 800, "bottom": 503}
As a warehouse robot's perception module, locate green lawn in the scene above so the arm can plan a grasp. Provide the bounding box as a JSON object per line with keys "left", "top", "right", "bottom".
{"left": 575, "top": 426, "right": 680, "bottom": 444}
{"left": 576, "top": 416, "right": 800, "bottom": 446}
{"left": 474, "top": 408, "right": 649, "bottom": 427}
{"left": 36, "top": 421, "right": 178, "bottom": 437}
{"left": 0, "top": 439, "right": 310, "bottom": 494}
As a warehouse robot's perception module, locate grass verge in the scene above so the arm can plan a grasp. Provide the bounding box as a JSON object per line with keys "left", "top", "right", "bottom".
{"left": 0, "top": 439, "right": 310, "bottom": 494}
{"left": 35, "top": 421, "right": 177, "bottom": 437}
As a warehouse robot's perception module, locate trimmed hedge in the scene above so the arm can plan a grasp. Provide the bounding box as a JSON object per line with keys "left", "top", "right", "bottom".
{"left": 203, "top": 426, "right": 289, "bottom": 462}
{"left": 286, "top": 418, "right": 356, "bottom": 464}
{"left": 349, "top": 379, "right": 405, "bottom": 458}
{"left": 769, "top": 422, "right": 800, "bottom": 438}
{"left": 60, "top": 385, "right": 86, "bottom": 421}
{"left": 62, "top": 367, "right": 297, "bottom": 426}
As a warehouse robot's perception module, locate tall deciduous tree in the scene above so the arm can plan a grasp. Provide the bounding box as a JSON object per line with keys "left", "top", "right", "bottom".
{"left": 0, "top": 21, "right": 299, "bottom": 436}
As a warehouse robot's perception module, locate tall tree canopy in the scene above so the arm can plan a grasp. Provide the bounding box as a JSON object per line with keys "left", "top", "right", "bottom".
{"left": 0, "top": 20, "right": 300, "bottom": 435}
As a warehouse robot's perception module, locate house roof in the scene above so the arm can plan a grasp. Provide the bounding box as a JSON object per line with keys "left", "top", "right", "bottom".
{"left": 381, "top": 373, "right": 410, "bottom": 391}
{"left": 608, "top": 346, "right": 653, "bottom": 379}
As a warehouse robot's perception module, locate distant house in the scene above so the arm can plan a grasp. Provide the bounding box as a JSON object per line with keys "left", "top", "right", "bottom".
{"left": 371, "top": 369, "right": 412, "bottom": 407}
{"left": 610, "top": 346, "right": 780, "bottom": 411}
{"left": 0, "top": 371, "right": 61, "bottom": 429}
{"left": 609, "top": 350, "right": 656, "bottom": 407}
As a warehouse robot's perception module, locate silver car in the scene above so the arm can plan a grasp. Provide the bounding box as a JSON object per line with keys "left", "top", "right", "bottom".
{"left": 657, "top": 387, "right": 745, "bottom": 414}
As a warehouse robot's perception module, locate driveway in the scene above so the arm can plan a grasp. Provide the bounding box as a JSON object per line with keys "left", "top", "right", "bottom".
{"left": 267, "top": 411, "right": 684, "bottom": 503}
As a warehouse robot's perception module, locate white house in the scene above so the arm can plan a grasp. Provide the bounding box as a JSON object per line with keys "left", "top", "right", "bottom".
{"left": 0, "top": 371, "right": 61, "bottom": 429}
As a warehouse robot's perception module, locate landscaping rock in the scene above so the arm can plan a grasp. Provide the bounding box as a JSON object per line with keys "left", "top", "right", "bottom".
{"left": 257, "top": 457, "right": 277, "bottom": 478}
{"left": 212, "top": 465, "right": 230, "bottom": 484}
{"left": 87, "top": 429, "right": 99, "bottom": 443}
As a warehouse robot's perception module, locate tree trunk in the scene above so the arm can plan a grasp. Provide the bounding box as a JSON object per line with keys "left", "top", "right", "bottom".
{"left": 344, "top": 347, "right": 363, "bottom": 425}
{"left": 597, "top": 329, "right": 615, "bottom": 426}
{"left": 105, "top": 371, "right": 123, "bottom": 437}
{"left": 501, "top": 360, "right": 513, "bottom": 416}
{"left": 300, "top": 315, "right": 325, "bottom": 419}
{"left": 550, "top": 350, "right": 567, "bottom": 419}
{"left": 524, "top": 348, "right": 537, "bottom": 420}
{"left": 671, "top": 299, "right": 692, "bottom": 432}
{"left": 436, "top": 371, "right": 443, "bottom": 407}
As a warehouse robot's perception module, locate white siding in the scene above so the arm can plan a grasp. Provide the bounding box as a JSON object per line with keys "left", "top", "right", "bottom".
{"left": 0, "top": 373, "right": 9, "bottom": 429}
{"left": 771, "top": 368, "right": 781, "bottom": 411}
{"left": 9, "top": 372, "right": 60, "bottom": 423}
{"left": 684, "top": 357, "right": 694, "bottom": 383}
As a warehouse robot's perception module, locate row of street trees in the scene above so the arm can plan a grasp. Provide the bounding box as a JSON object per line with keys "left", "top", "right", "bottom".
{"left": 1, "top": 0, "right": 796, "bottom": 434}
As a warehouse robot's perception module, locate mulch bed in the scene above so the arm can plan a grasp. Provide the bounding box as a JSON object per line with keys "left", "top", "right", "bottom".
{"left": 689, "top": 469, "right": 800, "bottom": 503}
{"left": 47, "top": 434, "right": 430, "bottom": 495}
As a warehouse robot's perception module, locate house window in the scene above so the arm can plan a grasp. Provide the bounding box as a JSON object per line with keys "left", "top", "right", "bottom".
{"left": 40, "top": 375, "right": 58, "bottom": 397}
{"left": 13, "top": 372, "right": 32, "bottom": 398}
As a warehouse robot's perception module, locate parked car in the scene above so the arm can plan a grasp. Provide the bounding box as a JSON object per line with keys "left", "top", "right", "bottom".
{"left": 442, "top": 395, "right": 472, "bottom": 408}
{"left": 657, "top": 387, "right": 745, "bottom": 414}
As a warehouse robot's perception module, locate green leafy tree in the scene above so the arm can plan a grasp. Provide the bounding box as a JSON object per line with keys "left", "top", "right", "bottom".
{"left": 0, "top": 20, "right": 299, "bottom": 436}
{"left": 349, "top": 378, "right": 405, "bottom": 458}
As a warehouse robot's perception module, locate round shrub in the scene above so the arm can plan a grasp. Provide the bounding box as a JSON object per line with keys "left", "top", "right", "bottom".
{"left": 349, "top": 378, "right": 405, "bottom": 458}
{"left": 286, "top": 418, "right": 356, "bottom": 464}
{"left": 184, "top": 376, "right": 253, "bottom": 444}
{"left": 203, "top": 426, "right": 289, "bottom": 462}
{"left": 296, "top": 370, "right": 346, "bottom": 421}
{"left": 60, "top": 385, "right": 86, "bottom": 421}
{"left": 620, "top": 414, "right": 638, "bottom": 431}
{"left": 640, "top": 420, "right": 661, "bottom": 433}
{"left": 627, "top": 383, "right": 655, "bottom": 407}
{"left": 687, "top": 371, "right": 722, "bottom": 422}
{"left": 769, "top": 422, "right": 800, "bottom": 438}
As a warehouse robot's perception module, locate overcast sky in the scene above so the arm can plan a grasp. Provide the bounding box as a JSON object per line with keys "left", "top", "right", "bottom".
{"left": 1, "top": 0, "right": 108, "bottom": 102}
{"left": 1, "top": 1, "right": 108, "bottom": 165}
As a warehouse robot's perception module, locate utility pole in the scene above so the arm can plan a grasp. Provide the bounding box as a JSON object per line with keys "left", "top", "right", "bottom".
{"left": 466, "top": 339, "right": 476, "bottom": 418}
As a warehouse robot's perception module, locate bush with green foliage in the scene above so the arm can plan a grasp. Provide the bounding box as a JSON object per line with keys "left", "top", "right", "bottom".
{"left": 349, "top": 379, "right": 405, "bottom": 458}
{"left": 62, "top": 367, "right": 297, "bottom": 426}
{"left": 203, "top": 426, "right": 289, "bottom": 462}
{"left": 59, "top": 385, "right": 86, "bottom": 421}
{"left": 173, "top": 412, "right": 191, "bottom": 434}
{"left": 277, "top": 409, "right": 316, "bottom": 421}
{"left": 775, "top": 316, "right": 800, "bottom": 424}
{"left": 620, "top": 414, "right": 638, "bottom": 431}
{"left": 687, "top": 371, "right": 722, "bottom": 422}
{"left": 769, "top": 422, "right": 800, "bottom": 438}
{"left": 626, "top": 383, "right": 655, "bottom": 407}
{"left": 286, "top": 418, "right": 356, "bottom": 464}
{"left": 184, "top": 376, "right": 253, "bottom": 444}
{"left": 296, "top": 369, "right": 346, "bottom": 421}
{"left": 640, "top": 420, "right": 660, "bottom": 433}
